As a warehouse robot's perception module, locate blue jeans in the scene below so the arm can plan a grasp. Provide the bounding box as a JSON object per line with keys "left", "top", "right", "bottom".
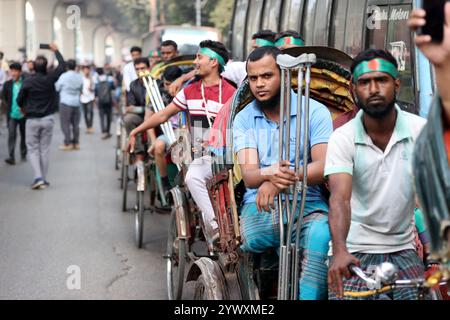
{"left": 239, "top": 201, "right": 330, "bottom": 300}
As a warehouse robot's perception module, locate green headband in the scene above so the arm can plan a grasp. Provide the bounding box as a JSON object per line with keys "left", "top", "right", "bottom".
{"left": 275, "top": 36, "right": 304, "bottom": 47}
{"left": 149, "top": 50, "right": 161, "bottom": 57}
{"left": 199, "top": 47, "right": 226, "bottom": 66}
{"left": 353, "top": 58, "right": 399, "bottom": 83}
{"left": 255, "top": 38, "right": 275, "bottom": 47}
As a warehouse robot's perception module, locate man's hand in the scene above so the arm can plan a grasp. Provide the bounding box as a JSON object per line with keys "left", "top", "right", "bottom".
{"left": 49, "top": 42, "right": 59, "bottom": 52}
{"left": 256, "top": 181, "right": 280, "bottom": 213}
{"left": 168, "top": 77, "right": 184, "bottom": 97}
{"left": 264, "top": 160, "right": 298, "bottom": 190}
{"left": 127, "top": 132, "right": 137, "bottom": 154}
{"left": 328, "top": 251, "right": 360, "bottom": 298}
{"left": 408, "top": 3, "right": 450, "bottom": 67}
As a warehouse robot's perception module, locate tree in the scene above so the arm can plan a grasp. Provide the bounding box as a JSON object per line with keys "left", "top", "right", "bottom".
{"left": 208, "top": 0, "right": 234, "bottom": 36}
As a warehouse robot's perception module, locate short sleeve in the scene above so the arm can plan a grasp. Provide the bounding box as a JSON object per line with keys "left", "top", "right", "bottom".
{"left": 233, "top": 110, "right": 257, "bottom": 153}
{"left": 324, "top": 129, "right": 354, "bottom": 177}
{"left": 173, "top": 88, "right": 187, "bottom": 110}
{"left": 309, "top": 102, "right": 333, "bottom": 147}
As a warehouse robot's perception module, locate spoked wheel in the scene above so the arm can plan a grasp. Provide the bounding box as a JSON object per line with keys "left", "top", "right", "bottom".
{"left": 166, "top": 208, "right": 186, "bottom": 300}
{"left": 122, "top": 162, "right": 129, "bottom": 212}
{"left": 120, "top": 151, "right": 127, "bottom": 190}
{"left": 135, "top": 190, "right": 144, "bottom": 248}
{"left": 115, "top": 136, "right": 121, "bottom": 171}
{"left": 193, "top": 275, "right": 215, "bottom": 300}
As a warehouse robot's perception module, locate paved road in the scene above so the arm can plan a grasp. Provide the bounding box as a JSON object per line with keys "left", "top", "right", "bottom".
{"left": 0, "top": 114, "right": 171, "bottom": 299}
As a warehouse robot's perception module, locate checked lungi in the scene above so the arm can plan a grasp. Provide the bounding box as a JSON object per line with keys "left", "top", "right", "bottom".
{"left": 328, "top": 250, "right": 425, "bottom": 300}
{"left": 239, "top": 201, "right": 331, "bottom": 300}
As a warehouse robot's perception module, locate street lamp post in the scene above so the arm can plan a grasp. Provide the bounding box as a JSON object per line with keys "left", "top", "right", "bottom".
{"left": 196, "top": 0, "right": 208, "bottom": 27}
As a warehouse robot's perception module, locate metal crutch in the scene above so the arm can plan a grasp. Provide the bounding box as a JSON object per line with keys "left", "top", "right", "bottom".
{"left": 276, "top": 53, "right": 317, "bottom": 300}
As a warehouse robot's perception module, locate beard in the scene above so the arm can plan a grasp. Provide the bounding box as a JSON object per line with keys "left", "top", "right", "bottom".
{"left": 356, "top": 93, "right": 397, "bottom": 119}
{"left": 257, "top": 89, "right": 281, "bottom": 112}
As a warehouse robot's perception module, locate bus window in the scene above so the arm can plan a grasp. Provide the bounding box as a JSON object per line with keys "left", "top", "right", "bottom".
{"left": 366, "top": 3, "right": 416, "bottom": 112}
{"left": 344, "top": 0, "right": 366, "bottom": 57}
{"left": 231, "top": 0, "right": 249, "bottom": 61}
{"left": 245, "top": 0, "right": 265, "bottom": 57}
{"left": 313, "top": 0, "right": 333, "bottom": 45}
{"left": 302, "top": 0, "right": 318, "bottom": 45}
{"left": 280, "top": 0, "right": 305, "bottom": 32}
{"left": 330, "top": 0, "right": 349, "bottom": 51}
{"left": 387, "top": 5, "right": 415, "bottom": 111}
{"left": 261, "top": 0, "right": 283, "bottom": 32}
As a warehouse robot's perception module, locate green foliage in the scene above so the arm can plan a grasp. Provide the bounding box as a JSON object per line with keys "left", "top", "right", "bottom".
{"left": 114, "top": 0, "right": 150, "bottom": 34}
{"left": 114, "top": 0, "right": 235, "bottom": 35}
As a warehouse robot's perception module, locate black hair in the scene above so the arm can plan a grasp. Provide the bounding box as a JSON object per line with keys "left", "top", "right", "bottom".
{"left": 0, "top": 51, "right": 4, "bottom": 60}
{"left": 252, "top": 30, "right": 276, "bottom": 42}
{"left": 34, "top": 55, "right": 48, "bottom": 74}
{"left": 275, "top": 30, "right": 304, "bottom": 42}
{"left": 351, "top": 49, "right": 398, "bottom": 75}
{"left": 66, "top": 59, "right": 77, "bottom": 71}
{"left": 247, "top": 46, "right": 282, "bottom": 68}
{"left": 9, "top": 62, "right": 22, "bottom": 71}
{"left": 130, "top": 46, "right": 142, "bottom": 54}
{"left": 199, "top": 40, "right": 229, "bottom": 72}
{"left": 96, "top": 67, "right": 104, "bottom": 76}
{"left": 133, "top": 57, "right": 150, "bottom": 68}
{"left": 163, "top": 66, "right": 183, "bottom": 82}
{"left": 161, "top": 40, "right": 178, "bottom": 51}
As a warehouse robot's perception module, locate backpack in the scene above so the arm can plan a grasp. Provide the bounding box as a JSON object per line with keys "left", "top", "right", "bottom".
{"left": 97, "top": 80, "right": 112, "bottom": 104}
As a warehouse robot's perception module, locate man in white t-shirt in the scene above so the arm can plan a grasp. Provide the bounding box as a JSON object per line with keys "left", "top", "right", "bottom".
{"left": 122, "top": 46, "right": 142, "bottom": 93}
{"left": 326, "top": 49, "right": 426, "bottom": 300}
{"left": 80, "top": 65, "right": 95, "bottom": 134}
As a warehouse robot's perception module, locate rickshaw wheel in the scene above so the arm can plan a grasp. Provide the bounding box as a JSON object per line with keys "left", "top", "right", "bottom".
{"left": 115, "top": 135, "right": 121, "bottom": 171}
{"left": 193, "top": 274, "right": 220, "bottom": 300}
{"left": 122, "top": 162, "right": 129, "bottom": 212}
{"left": 135, "top": 191, "right": 144, "bottom": 248}
{"left": 166, "top": 208, "right": 186, "bottom": 300}
{"left": 120, "top": 151, "right": 127, "bottom": 190}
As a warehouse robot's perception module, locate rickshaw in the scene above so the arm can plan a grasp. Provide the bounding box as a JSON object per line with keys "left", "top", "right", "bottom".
{"left": 121, "top": 55, "right": 196, "bottom": 249}
{"left": 175, "top": 46, "right": 356, "bottom": 300}
{"left": 183, "top": 46, "right": 449, "bottom": 300}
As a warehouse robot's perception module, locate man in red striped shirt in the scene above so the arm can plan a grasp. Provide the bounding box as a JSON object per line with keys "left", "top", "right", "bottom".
{"left": 128, "top": 40, "right": 236, "bottom": 237}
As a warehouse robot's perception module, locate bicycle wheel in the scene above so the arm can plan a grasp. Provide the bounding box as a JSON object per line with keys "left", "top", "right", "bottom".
{"left": 166, "top": 209, "right": 186, "bottom": 300}
{"left": 135, "top": 191, "right": 144, "bottom": 248}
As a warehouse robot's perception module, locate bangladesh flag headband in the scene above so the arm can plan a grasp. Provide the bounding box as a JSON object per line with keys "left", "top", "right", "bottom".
{"left": 353, "top": 58, "right": 399, "bottom": 83}
{"left": 149, "top": 50, "right": 161, "bottom": 57}
{"left": 255, "top": 38, "right": 275, "bottom": 47}
{"left": 199, "top": 47, "right": 226, "bottom": 66}
{"left": 275, "top": 36, "right": 304, "bottom": 47}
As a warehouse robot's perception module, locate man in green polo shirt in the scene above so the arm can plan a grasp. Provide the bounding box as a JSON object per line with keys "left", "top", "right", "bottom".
{"left": 1, "top": 62, "right": 26, "bottom": 165}
{"left": 325, "top": 49, "right": 427, "bottom": 300}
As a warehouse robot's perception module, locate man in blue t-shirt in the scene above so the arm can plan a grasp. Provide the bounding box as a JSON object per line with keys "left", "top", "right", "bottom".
{"left": 233, "top": 46, "right": 333, "bottom": 300}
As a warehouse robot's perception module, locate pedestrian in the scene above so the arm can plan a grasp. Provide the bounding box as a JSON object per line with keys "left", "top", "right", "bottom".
{"left": 55, "top": 59, "right": 83, "bottom": 150}
{"left": 1, "top": 62, "right": 26, "bottom": 165}
{"left": 95, "top": 67, "right": 115, "bottom": 139}
{"left": 17, "top": 43, "right": 66, "bottom": 190}
{"left": 80, "top": 65, "right": 95, "bottom": 134}
{"left": 123, "top": 46, "right": 142, "bottom": 93}
{"left": 0, "top": 51, "right": 9, "bottom": 126}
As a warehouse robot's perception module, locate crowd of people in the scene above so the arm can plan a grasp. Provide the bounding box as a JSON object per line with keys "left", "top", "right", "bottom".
{"left": 0, "top": 3, "right": 448, "bottom": 300}
{"left": 0, "top": 44, "right": 124, "bottom": 189}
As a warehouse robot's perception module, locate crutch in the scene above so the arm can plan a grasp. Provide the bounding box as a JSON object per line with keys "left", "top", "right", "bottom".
{"left": 139, "top": 71, "right": 176, "bottom": 144}
{"left": 276, "top": 53, "right": 317, "bottom": 300}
